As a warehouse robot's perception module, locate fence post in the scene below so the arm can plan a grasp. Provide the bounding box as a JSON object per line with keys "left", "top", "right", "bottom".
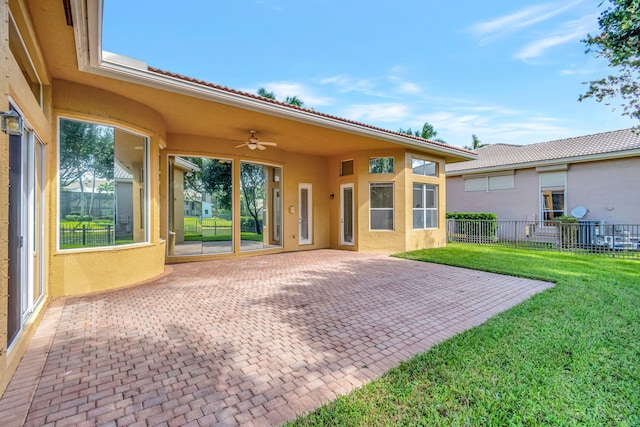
{"left": 107, "top": 224, "right": 112, "bottom": 245}
{"left": 515, "top": 222, "right": 518, "bottom": 248}
{"left": 82, "top": 224, "right": 86, "bottom": 246}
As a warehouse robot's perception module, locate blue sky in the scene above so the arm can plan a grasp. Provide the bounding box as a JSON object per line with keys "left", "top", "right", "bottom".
{"left": 102, "top": 0, "right": 635, "bottom": 148}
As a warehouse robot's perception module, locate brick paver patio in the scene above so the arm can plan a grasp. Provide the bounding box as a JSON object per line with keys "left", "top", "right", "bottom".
{"left": 0, "top": 250, "right": 553, "bottom": 426}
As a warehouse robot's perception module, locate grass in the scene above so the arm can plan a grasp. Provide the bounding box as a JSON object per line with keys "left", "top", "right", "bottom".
{"left": 288, "top": 244, "right": 639, "bottom": 426}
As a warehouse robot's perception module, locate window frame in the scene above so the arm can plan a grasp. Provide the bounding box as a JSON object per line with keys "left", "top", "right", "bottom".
{"left": 57, "top": 116, "right": 150, "bottom": 252}
{"left": 369, "top": 182, "right": 394, "bottom": 231}
{"left": 413, "top": 183, "right": 438, "bottom": 229}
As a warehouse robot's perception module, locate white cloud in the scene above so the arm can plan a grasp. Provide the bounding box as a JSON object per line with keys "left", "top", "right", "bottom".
{"left": 318, "top": 75, "right": 377, "bottom": 95}
{"left": 256, "top": 81, "right": 333, "bottom": 106}
{"left": 515, "top": 14, "right": 597, "bottom": 60}
{"left": 386, "top": 66, "right": 422, "bottom": 94}
{"left": 412, "top": 105, "right": 574, "bottom": 147}
{"left": 397, "top": 81, "right": 422, "bottom": 94}
{"left": 469, "top": 0, "right": 583, "bottom": 44}
{"left": 559, "top": 68, "right": 594, "bottom": 75}
{"left": 341, "top": 103, "right": 411, "bottom": 123}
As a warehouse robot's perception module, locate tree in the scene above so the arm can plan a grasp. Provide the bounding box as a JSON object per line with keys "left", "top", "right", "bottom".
{"left": 59, "top": 120, "right": 114, "bottom": 216}
{"left": 257, "top": 87, "right": 305, "bottom": 107}
{"left": 202, "top": 160, "right": 233, "bottom": 211}
{"left": 240, "top": 163, "right": 266, "bottom": 235}
{"left": 579, "top": 0, "right": 640, "bottom": 122}
{"left": 464, "top": 134, "right": 488, "bottom": 150}
{"left": 257, "top": 87, "right": 276, "bottom": 100}
{"left": 398, "top": 121, "right": 447, "bottom": 143}
{"left": 284, "top": 95, "right": 304, "bottom": 107}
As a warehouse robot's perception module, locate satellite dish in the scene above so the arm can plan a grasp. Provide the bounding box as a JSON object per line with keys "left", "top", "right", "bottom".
{"left": 571, "top": 206, "right": 589, "bottom": 219}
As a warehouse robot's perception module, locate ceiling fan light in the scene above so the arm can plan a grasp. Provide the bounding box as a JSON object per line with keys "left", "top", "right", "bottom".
{"left": 248, "top": 143, "right": 257, "bottom": 150}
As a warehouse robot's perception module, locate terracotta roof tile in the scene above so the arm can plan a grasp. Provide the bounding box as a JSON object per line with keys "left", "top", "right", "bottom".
{"left": 446, "top": 129, "right": 640, "bottom": 173}
{"left": 147, "top": 66, "right": 475, "bottom": 157}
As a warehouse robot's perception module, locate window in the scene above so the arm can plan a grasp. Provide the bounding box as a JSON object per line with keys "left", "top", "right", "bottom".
{"left": 58, "top": 118, "right": 148, "bottom": 249}
{"left": 370, "top": 183, "right": 394, "bottom": 230}
{"left": 413, "top": 184, "right": 438, "bottom": 229}
{"left": 542, "top": 190, "right": 565, "bottom": 222}
{"left": 369, "top": 157, "right": 394, "bottom": 174}
{"left": 464, "top": 173, "right": 514, "bottom": 191}
{"left": 539, "top": 171, "right": 566, "bottom": 225}
{"left": 412, "top": 158, "right": 437, "bottom": 177}
{"left": 488, "top": 175, "right": 513, "bottom": 190}
{"left": 341, "top": 159, "right": 353, "bottom": 176}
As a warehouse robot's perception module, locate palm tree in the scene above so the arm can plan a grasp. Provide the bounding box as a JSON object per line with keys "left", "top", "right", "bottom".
{"left": 257, "top": 88, "right": 304, "bottom": 107}
{"left": 257, "top": 87, "right": 276, "bottom": 100}
{"left": 398, "top": 121, "right": 447, "bottom": 144}
{"left": 284, "top": 95, "right": 304, "bottom": 107}
{"left": 464, "top": 134, "right": 488, "bottom": 150}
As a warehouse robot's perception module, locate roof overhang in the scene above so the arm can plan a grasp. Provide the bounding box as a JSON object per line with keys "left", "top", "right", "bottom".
{"left": 69, "top": 0, "right": 476, "bottom": 162}
{"left": 446, "top": 148, "right": 640, "bottom": 176}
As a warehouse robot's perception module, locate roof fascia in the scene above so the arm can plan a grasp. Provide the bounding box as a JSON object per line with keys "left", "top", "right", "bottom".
{"left": 70, "top": 0, "right": 475, "bottom": 162}
{"left": 446, "top": 148, "right": 640, "bottom": 176}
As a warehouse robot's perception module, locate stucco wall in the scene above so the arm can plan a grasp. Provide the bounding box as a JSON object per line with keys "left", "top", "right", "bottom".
{"left": 567, "top": 158, "right": 640, "bottom": 224}
{"left": 1, "top": 0, "right": 11, "bottom": 389}
{"left": 1, "top": 0, "right": 52, "bottom": 397}
{"left": 447, "top": 168, "right": 540, "bottom": 221}
{"left": 404, "top": 152, "right": 448, "bottom": 251}
{"left": 328, "top": 149, "right": 450, "bottom": 254}
{"left": 50, "top": 80, "right": 167, "bottom": 297}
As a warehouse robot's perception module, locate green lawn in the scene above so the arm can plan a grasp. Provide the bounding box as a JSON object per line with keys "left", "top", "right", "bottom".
{"left": 288, "top": 244, "right": 639, "bottom": 426}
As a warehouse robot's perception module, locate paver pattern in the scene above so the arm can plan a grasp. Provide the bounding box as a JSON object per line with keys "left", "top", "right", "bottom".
{"left": 0, "top": 250, "right": 553, "bottom": 426}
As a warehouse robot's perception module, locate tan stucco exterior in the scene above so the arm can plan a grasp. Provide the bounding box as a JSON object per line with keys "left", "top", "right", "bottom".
{"left": 0, "top": 0, "right": 475, "bottom": 396}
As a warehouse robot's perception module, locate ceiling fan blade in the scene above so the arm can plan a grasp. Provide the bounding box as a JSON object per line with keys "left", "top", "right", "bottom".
{"left": 235, "top": 143, "right": 247, "bottom": 148}
{"left": 259, "top": 141, "right": 277, "bottom": 146}
{"left": 257, "top": 144, "right": 267, "bottom": 150}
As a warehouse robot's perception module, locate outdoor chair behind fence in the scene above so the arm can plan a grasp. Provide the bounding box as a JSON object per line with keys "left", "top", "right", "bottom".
{"left": 446, "top": 219, "right": 640, "bottom": 259}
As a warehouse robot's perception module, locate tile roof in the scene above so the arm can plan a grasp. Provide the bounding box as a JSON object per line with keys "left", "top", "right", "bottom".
{"left": 147, "top": 66, "right": 475, "bottom": 157}
{"left": 446, "top": 128, "right": 640, "bottom": 173}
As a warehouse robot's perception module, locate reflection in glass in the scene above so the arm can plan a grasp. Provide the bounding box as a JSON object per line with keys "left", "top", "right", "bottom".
{"left": 412, "top": 158, "right": 437, "bottom": 176}
{"left": 370, "top": 182, "right": 394, "bottom": 230}
{"left": 168, "top": 156, "right": 233, "bottom": 256}
{"left": 58, "top": 118, "right": 147, "bottom": 249}
{"left": 240, "top": 162, "right": 283, "bottom": 251}
{"left": 413, "top": 183, "right": 438, "bottom": 229}
{"left": 342, "top": 185, "right": 354, "bottom": 244}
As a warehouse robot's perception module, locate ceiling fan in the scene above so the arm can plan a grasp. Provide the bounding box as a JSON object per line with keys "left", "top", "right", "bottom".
{"left": 235, "top": 131, "right": 277, "bottom": 151}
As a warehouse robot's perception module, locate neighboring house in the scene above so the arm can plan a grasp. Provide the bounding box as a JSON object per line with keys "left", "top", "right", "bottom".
{"left": 446, "top": 129, "right": 640, "bottom": 225}
{"left": 0, "top": 0, "right": 475, "bottom": 394}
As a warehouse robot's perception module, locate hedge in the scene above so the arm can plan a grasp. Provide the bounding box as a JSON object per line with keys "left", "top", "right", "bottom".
{"left": 446, "top": 212, "right": 497, "bottom": 221}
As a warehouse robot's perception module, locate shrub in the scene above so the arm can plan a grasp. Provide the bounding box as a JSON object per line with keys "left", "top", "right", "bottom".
{"left": 446, "top": 212, "right": 497, "bottom": 221}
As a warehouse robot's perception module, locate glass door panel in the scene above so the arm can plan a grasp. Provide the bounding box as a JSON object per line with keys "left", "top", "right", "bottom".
{"left": 299, "top": 184, "right": 312, "bottom": 245}
{"left": 168, "top": 156, "right": 233, "bottom": 256}
{"left": 340, "top": 183, "right": 354, "bottom": 245}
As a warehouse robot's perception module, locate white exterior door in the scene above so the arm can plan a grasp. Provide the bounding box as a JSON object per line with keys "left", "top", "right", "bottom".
{"left": 299, "top": 184, "right": 312, "bottom": 245}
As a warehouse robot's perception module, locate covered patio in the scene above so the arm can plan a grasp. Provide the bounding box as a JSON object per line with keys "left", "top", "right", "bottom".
{"left": 0, "top": 250, "right": 552, "bottom": 426}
